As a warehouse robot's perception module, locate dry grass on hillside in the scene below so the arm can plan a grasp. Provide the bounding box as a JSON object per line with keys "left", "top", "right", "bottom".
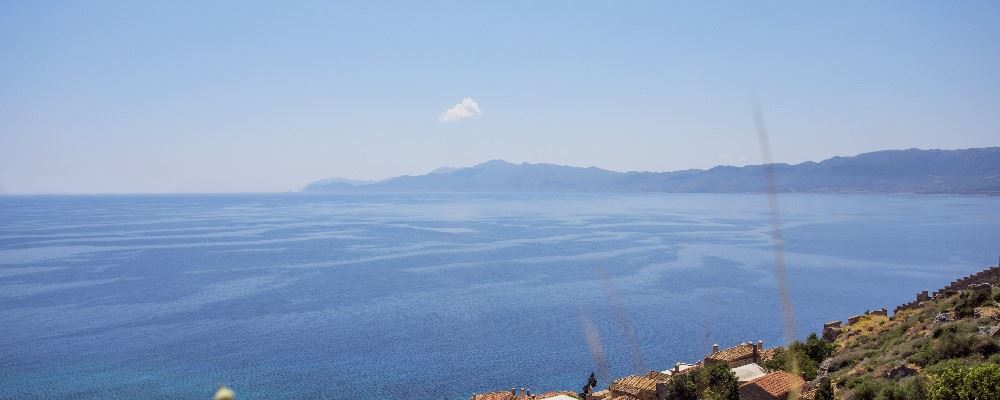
{"left": 823, "top": 288, "right": 1000, "bottom": 399}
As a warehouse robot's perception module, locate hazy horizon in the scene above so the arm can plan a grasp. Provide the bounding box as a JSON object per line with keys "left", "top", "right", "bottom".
{"left": 3, "top": 2, "right": 999, "bottom": 194}
{"left": 1, "top": 145, "right": 993, "bottom": 195}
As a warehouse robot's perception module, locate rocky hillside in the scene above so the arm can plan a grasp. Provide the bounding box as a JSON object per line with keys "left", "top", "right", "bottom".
{"left": 813, "top": 284, "right": 1000, "bottom": 399}
{"left": 470, "top": 267, "right": 1000, "bottom": 400}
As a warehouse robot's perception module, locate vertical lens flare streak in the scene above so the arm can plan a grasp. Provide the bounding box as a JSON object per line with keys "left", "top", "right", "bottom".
{"left": 701, "top": 288, "right": 718, "bottom": 357}
{"left": 580, "top": 309, "right": 610, "bottom": 382}
{"left": 596, "top": 265, "right": 646, "bottom": 374}
{"left": 752, "top": 101, "right": 800, "bottom": 393}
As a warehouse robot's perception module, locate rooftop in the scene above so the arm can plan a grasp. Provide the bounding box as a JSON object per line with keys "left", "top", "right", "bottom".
{"left": 707, "top": 342, "right": 756, "bottom": 362}
{"left": 471, "top": 392, "right": 517, "bottom": 400}
{"left": 741, "top": 371, "right": 805, "bottom": 398}
{"left": 645, "top": 370, "right": 673, "bottom": 382}
{"left": 732, "top": 363, "right": 768, "bottom": 382}
{"left": 609, "top": 375, "right": 659, "bottom": 395}
{"left": 759, "top": 347, "right": 780, "bottom": 362}
{"left": 538, "top": 395, "right": 577, "bottom": 400}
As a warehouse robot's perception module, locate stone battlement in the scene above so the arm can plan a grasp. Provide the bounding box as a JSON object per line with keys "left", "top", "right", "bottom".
{"left": 894, "top": 266, "right": 1000, "bottom": 315}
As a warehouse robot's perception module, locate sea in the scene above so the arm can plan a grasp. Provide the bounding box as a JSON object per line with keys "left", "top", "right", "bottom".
{"left": 1, "top": 193, "right": 998, "bottom": 399}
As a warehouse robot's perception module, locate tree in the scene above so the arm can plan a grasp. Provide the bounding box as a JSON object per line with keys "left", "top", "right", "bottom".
{"left": 762, "top": 332, "right": 835, "bottom": 382}
{"left": 659, "top": 372, "right": 698, "bottom": 400}
{"left": 580, "top": 371, "right": 598, "bottom": 399}
{"left": 762, "top": 347, "right": 819, "bottom": 381}
{"left": 702, "top": 363, "right": 739, "bottom": 400}
{"left": 658, "top": 364, "right": 738, "bottom": 400}
{"left": 803, "top": 333, "right": 836, "bottom": 363}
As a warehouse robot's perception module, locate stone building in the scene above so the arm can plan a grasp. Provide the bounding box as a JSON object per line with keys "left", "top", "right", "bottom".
{"left": 471, "top": 389, "right": 580, "bottom": 400}
{"left": 608, "top": 375, "right": 660, "bottom": 400}
{"left": 472, "top": 388, "right": 536, "bottom": 400}
{"left": 704, "top": 340, "right": 769, "bottom": 368}
{"left": 822, "top": 321, "right": 842, "bottom": 342}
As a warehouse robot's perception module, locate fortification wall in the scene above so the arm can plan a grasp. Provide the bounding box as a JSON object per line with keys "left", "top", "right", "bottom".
{"left": 822, "top": 265, "right": 998, "bottom": 342}
{"left": 893, "top": 266, "right": 1000, "bottom": 315}
{"left": 933, "top": 266, "right": 1000, "bottom": 296}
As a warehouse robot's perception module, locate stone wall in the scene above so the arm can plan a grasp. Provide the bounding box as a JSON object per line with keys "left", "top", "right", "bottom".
{"left": 821, "top": 265, "right": 998, "bottom": 342}
{"left": 894, "top": 266, "right": 1000, "bottom": 315}
{"left": 822, "top": 321, "right": 843, "bottom": 342}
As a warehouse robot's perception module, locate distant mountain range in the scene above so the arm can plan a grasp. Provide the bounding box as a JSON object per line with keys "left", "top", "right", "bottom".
{"left": 302, "top": 147, "right": 1000, "bottom": 194}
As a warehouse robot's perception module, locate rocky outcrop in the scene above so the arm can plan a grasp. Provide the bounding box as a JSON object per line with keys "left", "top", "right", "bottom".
{"left": 823, "top": 321, "right": 843, "bottom": 342}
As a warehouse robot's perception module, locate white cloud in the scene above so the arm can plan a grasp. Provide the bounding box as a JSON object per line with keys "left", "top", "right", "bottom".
{"left": 438, "top": 97, "right": 482, "bottom": 122}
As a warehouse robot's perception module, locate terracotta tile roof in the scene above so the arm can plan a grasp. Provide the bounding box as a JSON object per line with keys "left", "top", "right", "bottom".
{"left": 675, "top": 362, "right": 702, "bottom": 376}
{"left": 741, "top": 371, "right": 805, "bottom": 399}
{"left": 537, "top": 394, "right": 578, "bottom": 400}
{"left": 471, "top": 391, "right": 515, "bottom": 400}
{"left": 644, "top": 370, "right": 673, "bottom": 383}
{"left": 759, "top": 347, "right": 781, "bottom": 362}
{"left": 537, "top": 391, "right": 578, "bottom": 399}
{"left": 610, "top": 375, "right": 659, "bottom": 396}
{"left": 472, "top": 390, "right": 555, "bottom": 400}
{"left": 707, "top": 342, "right": 756, "bottom": 362}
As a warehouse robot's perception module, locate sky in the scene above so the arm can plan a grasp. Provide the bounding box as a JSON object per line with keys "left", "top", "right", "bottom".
{"left": 1, "top": 1, "right": 998, "bottom": 194}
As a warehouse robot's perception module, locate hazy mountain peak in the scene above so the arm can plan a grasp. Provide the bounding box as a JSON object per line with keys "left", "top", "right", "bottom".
{"left": 430, "top": 166, "right": 460, "bottom": 175}
{"left": 474, "top": 159, "right": 517, "bottom": 168}
{"left": 303, "top": 147, "right": 1000, "bottom": 194}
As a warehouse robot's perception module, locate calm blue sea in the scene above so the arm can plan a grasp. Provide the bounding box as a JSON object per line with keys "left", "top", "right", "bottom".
{"left": 1, "top": 193, "right": 998, "bottom": 399}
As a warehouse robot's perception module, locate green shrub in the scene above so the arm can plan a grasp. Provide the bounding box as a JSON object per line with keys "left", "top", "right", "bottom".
{"left": 850, "top": 378, "right": 881, "bottom": 400}
{"left": 814, "top": 377, "right": 834, "bottom": 400}
{"left": 897, "top": 376, "right": 927, "bottom": 400}
{"left": 875, "top": 378, "right": 927, "bottom": 400}
{"left": 762, "top": 346, "right": 819, "bottom": 380}
{"left": 875, "top": 381, "right": 901, "bottom": 400}
{"left": 829, "top": 348, "right": 865, "bottom": 372}
{"left": 908, "top": 347, "right": 936, "bottom": 367}
{"left": 935, "top": 331, "right": 975, "bottom": 360}
{"left": 660, "top": 372, "right": 698, "bottom": 400}
{"left": 924, "top": 359, "right": 978, "bottom": 377}
{"left": 964, "top": 363, "right": 1000, "bottom": 397}
{"left": 763, "top": 333, "right": 830, "bottom": 381}
{"left": 927, "top": 362, "right": 1000, "bottom": 400}
{"left": 702, "top": 362, "right": 739, "bottom": 400}
{"left": 972, "top": 337, "right": 1000, "bottom": 357}
{"left": 955, "top": 290, "right": 991, "bottom": 318}
{"left": 803, "top": 333, "right": 837, "bottom": 363}
{"left": 660, "top": 363, "right": 738, "bottom": 400}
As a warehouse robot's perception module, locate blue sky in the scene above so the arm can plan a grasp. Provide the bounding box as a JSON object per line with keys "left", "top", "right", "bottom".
{"left": 1, "top": 1, "right": 998, "bottom": 193}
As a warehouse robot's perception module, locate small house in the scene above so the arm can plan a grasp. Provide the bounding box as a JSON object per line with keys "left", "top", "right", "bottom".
{"left": 738, "top": 371, "right": 805, "bottom": 400}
